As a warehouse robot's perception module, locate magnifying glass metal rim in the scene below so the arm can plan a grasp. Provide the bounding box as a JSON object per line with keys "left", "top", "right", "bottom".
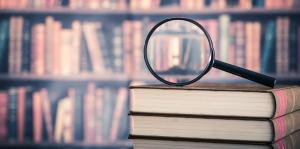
{"left": 144, "top": 17, "right": 215, "bottom": 86}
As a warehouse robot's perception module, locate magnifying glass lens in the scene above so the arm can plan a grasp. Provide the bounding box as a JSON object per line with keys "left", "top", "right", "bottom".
{"left": 147, "top": 20, "right": 212, "bottom": 84}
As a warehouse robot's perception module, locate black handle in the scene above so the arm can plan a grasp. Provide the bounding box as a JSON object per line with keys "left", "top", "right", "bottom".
{"left": 213, "top": 60, "right": 276, "bottom": 88}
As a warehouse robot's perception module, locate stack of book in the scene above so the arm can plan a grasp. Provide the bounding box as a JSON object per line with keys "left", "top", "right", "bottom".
{"left": 129, "top": 84, "right": 300, "bottom": 148}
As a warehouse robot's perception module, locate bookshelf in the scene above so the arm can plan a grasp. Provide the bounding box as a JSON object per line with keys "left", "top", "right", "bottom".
{"left": 0, "top": 0, "right": 299, "bottom": 149}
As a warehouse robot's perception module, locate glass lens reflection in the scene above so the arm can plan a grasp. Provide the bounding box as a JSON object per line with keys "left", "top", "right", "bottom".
{"left": 147, "top": 20, "right": 212, "bottom": 84}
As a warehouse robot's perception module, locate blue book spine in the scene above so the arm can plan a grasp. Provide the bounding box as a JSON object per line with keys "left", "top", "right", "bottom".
{"left": 262, "top": 21, "right": 276, "bottom": 73}
{"left": 0, "top": 20, "right": 9, "bottom": 73}
{"left": 8, "top": 88, "right": 17, "bottom": 143}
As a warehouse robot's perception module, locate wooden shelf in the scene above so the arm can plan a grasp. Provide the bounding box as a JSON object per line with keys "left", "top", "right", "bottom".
{"left": 0, "top": 73, "right": 299, "bottom": 85}
{"left": 0, "top": 8, "right": 299, "bottom": 16}
{"left": 0, "top": 141, "right": 133, "bottom": 149}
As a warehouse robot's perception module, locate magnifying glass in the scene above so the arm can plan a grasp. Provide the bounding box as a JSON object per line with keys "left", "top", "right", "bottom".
{"left": 144, "top": 18, "right": 276, "bottom": 87}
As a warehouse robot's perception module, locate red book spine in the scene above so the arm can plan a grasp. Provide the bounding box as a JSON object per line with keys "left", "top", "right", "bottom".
{"left": 123, "top": 21, "right": 133, "bottom": 76}
{"left": 33, "top": 91, "right": 42, "bottom": 143}
{"left": 17, "top": 87, "right": 25, "bottom": 143}
{"left": 31, "top": 24, "right": 45, "bottom": 75}
{"left": 0, "top": 92, "right": 8, "bottom": 141}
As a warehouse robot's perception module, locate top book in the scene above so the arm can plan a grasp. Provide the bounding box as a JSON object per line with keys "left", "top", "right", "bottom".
{"left": 130, "top": 84, "right": 300, "bottom": 119}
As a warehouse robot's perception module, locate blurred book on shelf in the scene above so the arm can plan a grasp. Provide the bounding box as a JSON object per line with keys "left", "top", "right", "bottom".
{"left": 1, "top": 16, "right": 126, "bottom": 76}
{"left": 0, "top": 83, "right": 128, "bottom": 144}
{"left": 0, "top": 0, "right": 299, "bottom": 10}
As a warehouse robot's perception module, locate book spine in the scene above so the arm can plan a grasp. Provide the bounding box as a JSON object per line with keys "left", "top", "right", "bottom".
{"left": 271, "top": 87, "right": 300, "bottom": 118}
{"left": 113, "top": 26, "right": 123, "bottom": 73}
{"left": 74, "top": 88, "right": 83, "bottom": 141}
{"left": 52, "top": 21, "right": 61, "bottom": 75}
{"left": 0, "top": 19, "right": 9, "bottom": 73}
{"left": 272, "top": 111, "right": 300, "bottom": 142}
{"left": 218, "top": 15, "right": 230, "bottom": 62}
{"left": 21, "top": 19, "right": 31, "bottom": 73}
{"left": 31, "top": 24, "right": 45, "bottom": 75}
{"left": 123, "top": 21, "right": 133, "bottom": 76}
{"left": 235, "top": 21, "right": 246, "bottom": 67}
{"left": 84, "top": 83, "right": 96, "bottom": 143}
{"left": 262, "top": 20, "right": 276, "bottom": 73}
{"left": 45, "top": 16, "right": 54, "bottom": 74}
{"left": 298, "top": 25, "right": 300, "bottom": 74}
{"left": 71, "top": 20, "right": 81, "bottom": 74}
{"left": 8, "top": 88, "right": 17, "bottom": 143}
{"left": 15, "top": 17, "right": 24, "bottom": 74}
{"left": 41, "top": 88, "right": 53, "bottom": 142}
{"left": 0, "top": 92, "right": 8, "bottom": 141}
{"left": 60, "top": 29, "right": 72, "bottom": 75}
{"left": 33, "top": 91, "right": 42, "bottom": 143}
{"left": 110, "top": 88, "right": 127, "bottom": 141}
{"left": 82, "top": 22, "right": 105, "bottom": 74}
{"left": 289, "top": 20, "right": 298, "bottom": 73}
{"left": 63, "top": 92, "right": 73, "bottom": 143}
{"left": 103, "top": 88, "right": 115, "bottom": 141}
{"left": 8, "top": 16, "right": 16, "bottom": 74}
{"left": 17, "top": 87, "right": 25, "bottom": 143}
{"left": 24, "top": 88, "right": 33, "bottom": 142}
{"left": 94, "top": 88, "right": 103, "bottom": 143}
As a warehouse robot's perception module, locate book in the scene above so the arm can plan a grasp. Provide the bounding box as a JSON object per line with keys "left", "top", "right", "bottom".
{"left": 7, "top": 88, "right": 17, "bottom": 143}
{"left": 73, "top": 88, "right": 83, "bottom": 141}
{"left": 45, "top": 16, "right": 54, "bottom": 74}
{"left": 84, "top": 83, "right": 96, "bottom": 143}
{"left": 0, "top": 19, "right": 9, "bottom": 73}
{"left": 289, "top": 20, "right": 298, "bottom": 73}
{"left": 0, "top": 92, "right": 8, "bottom": 141}
{"left": 24, "top": 87, "right": 33, "bottom": 142}
{"left": 21, "top": 19, "right": 31, "bottom": 73}
{"left": 8, "top": 16, "right": 17, "bottom": 74}
{"left": 82, "top": 22, "right": 105, "bottom": 74}
{"left": 33, "top": 90, "right": 42, "bottom": 143}
{"left": 130, "top": 130, "right": 300, "bottom": 149}
{"left": 262, "top": 20, "right": 276, "bottom": 73}
{"left": 17, "top": 87, "right": 25, "bottom": 143}
{"left": 110, "top": 88, "right": 127, "bottom": 141}
{"left": 94, "top": 88, "right": 104, "bottom": 143}
{"left": 130, "top": 110, "right": 300, "bottom": 143}
{"left": 130, "top": 84, "right": 300, "bottom": 118}
{"left": 41, "top": 88, "right": 53, "bottom": 142}
{"left": 31, "top": 23, "right": 45, "bottom": 75}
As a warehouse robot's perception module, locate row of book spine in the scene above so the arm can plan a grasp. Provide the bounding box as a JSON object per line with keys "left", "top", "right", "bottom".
{"left": 0, "top": 15, "right": 299, "bottom": 76}
{"left": 0, "top": 16, "right": 124, "bottom": 75}
{"left": 0, "top": 0, "right": 127, "bottom": 10}
{"left": 126, "top": 15, "right": 300, "bottom": 75}
{"left": 131, "top": 0, "right": 298, "bottom": 10}
{"left": 0, "top": 0, "right": 298, "bottom": 10}
{"left": 0, "top": 83, "right": 128, "bottom": 144}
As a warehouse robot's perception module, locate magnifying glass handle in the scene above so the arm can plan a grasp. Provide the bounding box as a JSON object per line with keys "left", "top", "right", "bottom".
{"left": 213, "top": 60, "right": 276, "bottom": 88}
